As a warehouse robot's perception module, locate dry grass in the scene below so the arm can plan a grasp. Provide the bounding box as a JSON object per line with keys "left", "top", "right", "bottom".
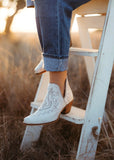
{"left": 0, "top": 32, "right": 114, "bottom": 160}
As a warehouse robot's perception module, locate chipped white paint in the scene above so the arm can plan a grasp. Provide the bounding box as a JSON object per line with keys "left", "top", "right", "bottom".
{"left": 60, "top": 106, "right": 85, "bottom": 124}
{"left": 76, "top": 0, "right": 114, "bottom": 159}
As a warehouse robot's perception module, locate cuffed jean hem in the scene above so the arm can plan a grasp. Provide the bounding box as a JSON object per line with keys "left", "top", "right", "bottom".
{"left": 43, "top": 55, "right": 68, "bottom": 71}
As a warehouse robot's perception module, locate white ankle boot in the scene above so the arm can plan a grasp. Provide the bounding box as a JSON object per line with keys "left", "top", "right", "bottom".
{"left": 34, "top": 58, "right": 46, "bottom": 74}
{"left": 23, "top": 78, "right": 73, "bottom": 125}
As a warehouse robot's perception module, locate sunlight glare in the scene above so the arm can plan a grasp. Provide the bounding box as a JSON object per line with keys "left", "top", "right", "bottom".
{"left": 8, "top": 8, "right": 15, "bottom": 16}
{"left": 71, "top": 14, "right": 79, "bottom": 33}
{"left": 11, "top": 8, "right": 37, "bottom": 33}
{"left": 0, "top": 8, "right": 8, "bottom": 33}
{"left": 3, "top": 0, "right": 9, "bottom": 7}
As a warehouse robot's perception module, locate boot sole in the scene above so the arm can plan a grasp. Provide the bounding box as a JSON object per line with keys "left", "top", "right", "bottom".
{"left": 23, "top": 100, "right": 73, "bottom": 126}
{"left": 35, "top": 70, "right": 46, "bottom": 75}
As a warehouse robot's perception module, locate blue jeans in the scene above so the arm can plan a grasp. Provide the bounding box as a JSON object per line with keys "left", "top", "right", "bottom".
{"left": 34, "top": 0, "right": 91, "bottom": 71}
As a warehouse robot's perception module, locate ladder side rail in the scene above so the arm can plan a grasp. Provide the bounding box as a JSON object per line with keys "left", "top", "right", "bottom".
{"left": 34, "top": 72, "right": 49, "bottom": 104}
{"left": 76, "top": 0, "right": 114, "bottom": 159}
{"left": 77, "top": 7, "right": 108, "bottom": 129}
{"left": 77, "top": 15, "right": 105, "bottom": 85}
{"left": 20, "top": 72, "right": 49, "bottom": 150}
{"left": 77, "top": 17, "right": 95, "bottom": 85}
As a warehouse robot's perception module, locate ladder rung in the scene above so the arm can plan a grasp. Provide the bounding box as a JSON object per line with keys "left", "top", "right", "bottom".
{"left": 31, "top": 102, "right": 85, "bottom": 125}
{"left": 70, "top": 47, "right": 98, "bottom": 57}
{"left": 60, "top": 106, "right": 85, "bottom": 124}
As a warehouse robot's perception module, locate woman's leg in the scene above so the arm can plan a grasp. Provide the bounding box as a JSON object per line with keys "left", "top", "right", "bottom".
{"left": 23, "top": 0, "right": 91, "bottom": 125}
{"left": 34, "top": 0, "right": 91, "bottom": 69}
{"left": 34, "top": 0, "right": 91, "bottom": 91}
{"left": 34, "top": 0, "right": 71, "bottom": 96}
{"left": 50, "top": 71, "right": 67, "bottom": 97}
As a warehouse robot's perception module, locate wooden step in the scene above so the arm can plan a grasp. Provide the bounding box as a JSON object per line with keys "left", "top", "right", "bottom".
{"left": 60, "top": 106, "right": 85, "bottom": 124}
{"left": 70, "top": 47, "right": 98, "bottom": 57}
{"left": 31, "top": 102, "right": 85, "bottom": 125}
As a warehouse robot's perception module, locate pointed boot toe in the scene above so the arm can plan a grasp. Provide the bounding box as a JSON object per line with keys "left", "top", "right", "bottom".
{"left": 23, "top": 78, "right": 73, "bottom": 125}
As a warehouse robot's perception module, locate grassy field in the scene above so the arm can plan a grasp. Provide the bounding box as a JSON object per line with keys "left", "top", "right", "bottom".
{"left": 0, "top": 32, "right": 114, "bottom": 160}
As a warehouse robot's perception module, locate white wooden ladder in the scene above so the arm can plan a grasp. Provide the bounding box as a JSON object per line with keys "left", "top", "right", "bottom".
{"left": 20, "top": 0, "right": 114, "bottom": 159}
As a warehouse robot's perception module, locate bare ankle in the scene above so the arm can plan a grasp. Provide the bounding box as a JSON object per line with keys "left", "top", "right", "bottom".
{"left": 49, "top": 71, "right": 67, "bottom": 97}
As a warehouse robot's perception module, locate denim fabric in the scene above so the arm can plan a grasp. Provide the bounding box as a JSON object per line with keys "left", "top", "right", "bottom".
{"left": 26, "top": 0, "right": 34, "bottom": 8}
{"left": 34, "top": 0, "right": 91, "bottom": 71}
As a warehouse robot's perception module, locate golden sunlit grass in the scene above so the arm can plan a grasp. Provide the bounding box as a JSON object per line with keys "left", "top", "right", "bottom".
{"left": 0, "top": 32, "right": 114, "bottom": 160}
{"left": 10, "top": 8, "right": 37, "bottom": 33}
{"left": 0, "top": 33, "right": 41, "bottom": 113}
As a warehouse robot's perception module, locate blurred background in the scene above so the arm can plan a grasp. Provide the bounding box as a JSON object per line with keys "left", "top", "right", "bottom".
{"left": 0, "top": 0, "right": 114, "bottom": 159}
